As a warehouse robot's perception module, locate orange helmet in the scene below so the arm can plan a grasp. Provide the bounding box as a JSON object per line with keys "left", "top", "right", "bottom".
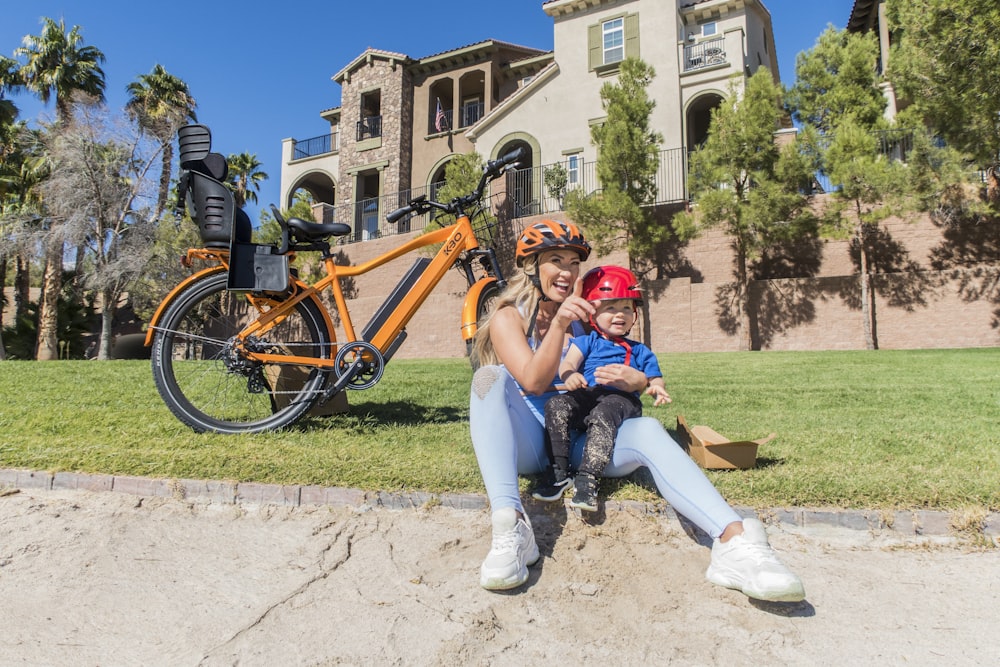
{"left": 515, "top": 219, "right": 591, "bottom": 265}
{"left": 582, "top": 266, "right": 642, "bottom": 303}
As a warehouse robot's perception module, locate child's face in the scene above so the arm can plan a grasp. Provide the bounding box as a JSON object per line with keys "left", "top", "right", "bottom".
{"left": 592, "top": 299, "right": 636, "bottom": 336}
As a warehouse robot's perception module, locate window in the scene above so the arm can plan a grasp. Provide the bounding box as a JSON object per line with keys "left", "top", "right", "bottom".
{"left": 588, "top": 13, "right": 639, "bottom": 72}
{"left": 603, "top": 18, "right": 624, "bottom": 65}
{"left": 567, "top": 154, "right": 581, "bottom": 186}
{"left": 702, "top": 22, "right": 717, "bottom": 37}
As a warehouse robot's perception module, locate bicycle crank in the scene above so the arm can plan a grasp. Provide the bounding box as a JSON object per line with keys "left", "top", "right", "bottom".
{"left": 333, "top": 341, "right": 385, "bottom": 391}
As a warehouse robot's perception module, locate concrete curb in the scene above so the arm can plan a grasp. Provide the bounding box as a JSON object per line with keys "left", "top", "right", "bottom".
{"left": 2, "top": 467, "right": 997, "bottom": 543}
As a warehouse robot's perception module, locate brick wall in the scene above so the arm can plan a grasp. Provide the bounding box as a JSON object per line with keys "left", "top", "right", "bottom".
{"left": 324, "top": 205, "right": 999, "bottom": 358}
{"left": 9, "top": 206, "right": 993, "bottom": 358}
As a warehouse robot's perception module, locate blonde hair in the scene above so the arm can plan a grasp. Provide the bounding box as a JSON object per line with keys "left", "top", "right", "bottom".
{"left": 472, "top": 255, "right": 542, "bottom": 367}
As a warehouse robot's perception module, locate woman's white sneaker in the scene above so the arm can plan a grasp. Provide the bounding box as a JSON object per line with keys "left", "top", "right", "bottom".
{"left": 480, "top": 507, "right": 540, "bottom": 591}
{"left": 706, "top": 518, "right": 805, "bottom": 602}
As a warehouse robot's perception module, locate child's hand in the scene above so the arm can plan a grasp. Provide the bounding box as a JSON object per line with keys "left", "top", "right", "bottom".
{"left": 646, "top": 384, "right": 672, "bottom": 407}
{"left": 564, "top": 372, "right": 588, "bottom": 390}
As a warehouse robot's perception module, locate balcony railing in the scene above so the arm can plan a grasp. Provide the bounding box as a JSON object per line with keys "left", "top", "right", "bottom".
{"left": 292, "top": 132, "right": 339, "bottom": 160}
{"left": 357, "top": 115, "right": 382, "bottom": 141}
{"left": 460, "top": 102, "right": 484, "bottom": 128}
{"left": 809, "top": 128, "right": 916, "bottom": 193}
{"left": 875, "top": 129, "right": 914, "bottom": 163}
{"left": 683, "top": 38, "right": 727, "bottom": 72}
{"left": 311, "top": 147, "right": 690, "bottom": 245}
{"left": 431, "top": 109, "right": 453, "bottom": 134}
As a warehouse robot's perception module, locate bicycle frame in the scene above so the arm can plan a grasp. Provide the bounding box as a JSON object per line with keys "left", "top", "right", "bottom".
{"left": 144, "top": 212, "right": 497, "bottom": 371}
{"left": 243, "top": 212, "right": 492, "bottom": 368}
{"left": 148, "top": 125, "right": 521, "bottom": 432}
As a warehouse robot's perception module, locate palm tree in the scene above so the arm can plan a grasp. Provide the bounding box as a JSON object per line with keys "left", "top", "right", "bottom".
{"left": 14, "top": 17, "right": 105, "bottom": 359}
{"left": 126, "top": 64, "right": 197, "bottom": 220}
{"left": 227, "top": 152, "right": 268, "bottom": 209}
{"left": 14, "top": 17, "right": 106, "bottom": 124}
{"left": 0, "top": 55, "right": 22, "bottom": 126}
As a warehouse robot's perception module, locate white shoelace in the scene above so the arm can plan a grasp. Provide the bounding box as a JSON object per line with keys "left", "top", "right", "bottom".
{"left": 491, "top": 527, "right": 521, "bottom": 554}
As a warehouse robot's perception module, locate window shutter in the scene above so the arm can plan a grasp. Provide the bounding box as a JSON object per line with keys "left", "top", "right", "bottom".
{"left": 588, "top": 23, "right": 601, "bottom": 71}
{"left": 625, "top": 13, "right": 640, "bottom": 59}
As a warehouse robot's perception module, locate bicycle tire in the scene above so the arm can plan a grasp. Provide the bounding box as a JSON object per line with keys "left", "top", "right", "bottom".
{"left": 151, "top": 272, "right": 332, "bottom": 434}
{"left": 466, "top": 280, "right": 501, "bottom": 371}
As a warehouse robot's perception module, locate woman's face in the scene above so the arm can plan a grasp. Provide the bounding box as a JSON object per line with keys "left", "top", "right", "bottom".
{"left": 536, "top": 249, "right": 582, "bottom": 302}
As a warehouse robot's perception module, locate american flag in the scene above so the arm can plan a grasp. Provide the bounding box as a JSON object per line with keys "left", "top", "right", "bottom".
{"left": 435, "top": 98, "right": 448, "bottom": 133}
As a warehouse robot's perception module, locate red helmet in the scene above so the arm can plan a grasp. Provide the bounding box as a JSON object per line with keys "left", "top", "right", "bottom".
{"left": 582, "top": 266, "right": 642, "bottom": 303}
{"left": 515, "top": 219, "right": 591, "bottom": 265}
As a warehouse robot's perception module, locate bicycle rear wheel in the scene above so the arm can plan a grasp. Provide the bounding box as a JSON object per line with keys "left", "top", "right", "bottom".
{"left": 151, "top": 272, "right": 333, "bottom": 433}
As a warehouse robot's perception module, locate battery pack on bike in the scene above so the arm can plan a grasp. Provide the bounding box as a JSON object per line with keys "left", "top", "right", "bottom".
{"left": 360, "top": 257, "right": 431, "bottom": 358}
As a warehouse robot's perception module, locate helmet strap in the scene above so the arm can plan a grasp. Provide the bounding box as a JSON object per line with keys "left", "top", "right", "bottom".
{"left": 589, "top": 306, "right": 637, "bottom": 366}
{"left": 525, "top": 297, "right": 543, "bottom": 341}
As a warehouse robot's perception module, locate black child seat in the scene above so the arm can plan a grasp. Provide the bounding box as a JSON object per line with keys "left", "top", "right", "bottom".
{"left": 176, "top": 124, "right": 288, "bottom": 293}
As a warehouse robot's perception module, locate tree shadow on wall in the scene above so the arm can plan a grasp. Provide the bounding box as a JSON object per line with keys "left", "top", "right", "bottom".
{"left": 715, "top": 236, "right": 825, "bottom": 349}
{"left": 834, "top": 227, "right": 939, "bottom": 314}
{"left": 644, "top": 235, "right": 703, "bottom": 297}
{"left": 927, "top": 213, "right": 1000, "bottom": 329}
{"left": 636, "top": 231, "right": 703, "bottom": 345}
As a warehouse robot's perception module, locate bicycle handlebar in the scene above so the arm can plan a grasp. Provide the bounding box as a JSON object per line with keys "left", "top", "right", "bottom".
{"left": 385, "top": 146, "right": 525, "bottom": 224}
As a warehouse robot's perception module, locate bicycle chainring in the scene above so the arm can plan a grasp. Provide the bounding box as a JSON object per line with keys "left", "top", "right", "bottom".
{"left": 333, "top": 341, "right": 385, "bottom": 390}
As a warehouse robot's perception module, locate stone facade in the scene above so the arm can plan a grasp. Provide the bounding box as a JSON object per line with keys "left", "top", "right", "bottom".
{"left": 335, "top": 54, "right": 413, "bottom": 209}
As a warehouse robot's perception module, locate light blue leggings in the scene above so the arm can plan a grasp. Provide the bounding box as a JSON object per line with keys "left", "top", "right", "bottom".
{"left": 469, "top": 365, "right": 742, "bottom": 539}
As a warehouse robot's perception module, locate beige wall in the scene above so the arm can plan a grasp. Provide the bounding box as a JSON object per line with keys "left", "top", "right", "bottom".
{"left": 473, "top": 0, "right": 765, "bottom": 168}
{"left": 410, "top": 69, "right": 482, "bottom": 189}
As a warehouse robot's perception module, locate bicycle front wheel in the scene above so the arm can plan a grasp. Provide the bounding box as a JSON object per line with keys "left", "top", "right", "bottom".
{"left": 466, "top": 279, "right": 501, "bottom": 371}
{"left": 151, "top": 272, "right": 333, "bottom": 433}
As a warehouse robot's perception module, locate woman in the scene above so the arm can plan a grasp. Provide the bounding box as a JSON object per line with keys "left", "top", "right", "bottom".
{"left": 468, "top": 219, "right": 805, "bottom": 602}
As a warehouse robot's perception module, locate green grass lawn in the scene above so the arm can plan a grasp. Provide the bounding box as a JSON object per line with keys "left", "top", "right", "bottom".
{"left": 2, "top": 349, "right": 998, "bottom": 512}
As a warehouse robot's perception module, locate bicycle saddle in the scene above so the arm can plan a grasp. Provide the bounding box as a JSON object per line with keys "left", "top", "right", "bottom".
{"left": 286, "top": 217, "right": 352, "bottom": 241}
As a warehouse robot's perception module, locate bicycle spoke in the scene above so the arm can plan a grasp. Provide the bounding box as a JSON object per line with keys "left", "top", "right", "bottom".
{"left": 152, "top": 273, "right": 332, "bottom": 433}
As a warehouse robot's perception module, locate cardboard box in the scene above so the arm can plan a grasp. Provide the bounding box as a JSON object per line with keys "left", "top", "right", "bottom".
{"left": 675, "top": 415, "right": 774, "bottom": 470}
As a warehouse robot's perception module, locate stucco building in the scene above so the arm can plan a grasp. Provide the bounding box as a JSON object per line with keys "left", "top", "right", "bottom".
{"left": 280, "top": 0, "right": 778, "bottom": 236}
{"left": 271, "top": 0, "right": 999, "bottom": 355}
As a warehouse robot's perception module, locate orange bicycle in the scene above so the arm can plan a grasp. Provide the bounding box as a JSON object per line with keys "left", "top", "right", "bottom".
{"left": 146, "top": 124, "right": 520, "bottom": 434}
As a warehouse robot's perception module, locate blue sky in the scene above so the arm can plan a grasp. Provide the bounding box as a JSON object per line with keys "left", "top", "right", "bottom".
{"left": 2, "top": 0, "right": 856, "bottom": 222}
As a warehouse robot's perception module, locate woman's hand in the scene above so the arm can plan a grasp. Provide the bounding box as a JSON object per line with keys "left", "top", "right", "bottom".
{"left": 552, "top": 278, "right": 594, "bottom": 329}
{"left": 592, "top": 363, "right": 647, "bottom": 393}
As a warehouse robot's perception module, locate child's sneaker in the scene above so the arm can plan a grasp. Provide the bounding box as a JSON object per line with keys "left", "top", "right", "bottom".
{"left": 531, "top": 467, "right": 572, "bottom": 502}
{"left": 480, "top": 507, "right": 540, "bottom": 591}
{"left": 568, "top": 473, "right": 599, "bottom": 512}
{"left": 706, "top": 518, "right": 805, "bottom": 602}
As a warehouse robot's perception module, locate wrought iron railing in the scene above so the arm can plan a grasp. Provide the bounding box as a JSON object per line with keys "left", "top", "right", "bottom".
{"left": 683, "top": 38, "right": 727, "bottom": 72}
{"left": 311, "top": 148, "right": 689, "bottom": 245}
{"left": 431, "top": 109, "right": 453, "bottom": 134}
{"left": 294, "top": 129, "right": 923, "bottom": 242}
{"left": 875, "top": 129, "right": 913, "bottom": 163}
{"left": 357, "top": 115, "right": 382, "bottom": 141}
{"left": 292, "top": 132, "right": 339, "bottom": 160}
{"left": 460, "top": 102, "right": 484, "bottom": 128}
{"left": 808, "top": 129, "right": 916, "bottom": 194}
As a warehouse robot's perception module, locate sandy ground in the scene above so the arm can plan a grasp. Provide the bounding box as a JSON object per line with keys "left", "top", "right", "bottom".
{"left": 1, "top": 486, "right": 998, "bottom": 667}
